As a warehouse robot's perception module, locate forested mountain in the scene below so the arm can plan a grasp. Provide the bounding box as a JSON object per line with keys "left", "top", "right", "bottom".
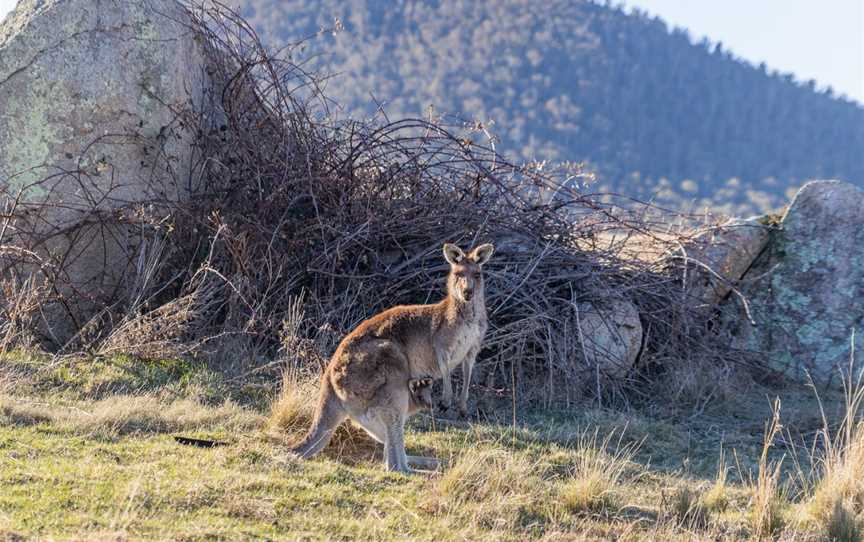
{"left": 241, "top": 0, "right": 864, "bottom": 214}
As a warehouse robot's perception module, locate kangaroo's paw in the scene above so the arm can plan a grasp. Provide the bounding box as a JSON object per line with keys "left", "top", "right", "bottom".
{"left": 409, "top": 377, "right": 435, "bottom": 410}
{"left": 409, "top": 377, "right": 433, "bottom": 393}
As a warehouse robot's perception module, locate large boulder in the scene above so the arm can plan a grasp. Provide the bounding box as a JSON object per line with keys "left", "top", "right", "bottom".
{"left": 576, "top": 298, "right": 642, "bottom": 378}
{"left": 0, "top": 0, "right": 218, "bottom": 338}
{"left": 0, "top": 0, "right": 212, "bottom": 202}
{"left": 673, "top": 217, "right": 771, "bottom": 308}
{"left": 736, "top": 180, "right": 864, "bottom": 383}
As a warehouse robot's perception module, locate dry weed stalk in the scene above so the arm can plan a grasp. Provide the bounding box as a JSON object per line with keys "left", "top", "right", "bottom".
{"left": 0, "top": 276, "right": 46, "bottom": 352}
{"left": 749, "top": 398, "right": 787, "bottom": 539}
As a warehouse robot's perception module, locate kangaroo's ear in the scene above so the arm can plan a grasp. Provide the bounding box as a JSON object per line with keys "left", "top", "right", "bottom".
{"left": 442, "top": 243, "right": 466, "bottom": 265}
{"left": 469, "top": 243, "right": 495, "bottom": 265}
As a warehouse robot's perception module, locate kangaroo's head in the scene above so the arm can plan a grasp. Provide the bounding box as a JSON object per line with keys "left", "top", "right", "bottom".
{"left": 443, "top": 243, "right": 495, "bottom": 304}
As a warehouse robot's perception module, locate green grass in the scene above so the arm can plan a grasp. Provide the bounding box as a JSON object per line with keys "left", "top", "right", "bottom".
{"left": 0, "top": 352, "right": 857, "bottom": 541}
{"left": 0, "top": 417, "right": 666, "bottom": 540}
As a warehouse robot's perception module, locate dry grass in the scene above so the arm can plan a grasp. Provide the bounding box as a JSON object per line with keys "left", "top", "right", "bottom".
{"left": 266, "top": 367, "right": 319, "bottom": 439}
{"left": 0, "top": 359, "right": 858, "bottom": 541}
{"left": 663, "top": 486, "right": 710, "bottom": 530}
{"left": 747, "top": 399, "right": 788, "bottom": 539}
{"left": 0, "top": 277, "right": 45, "bottom": 352}
{"left": 437, "top": 448, "right": 543, "bottom": 504}
{"left": 803, "top": 422, "right": 864, "bottom": 531}
{"left": 796, "top": 340, "right": 864, "bottom": 540}
{"left": 5, "top": 343, "right": 864, "bottom": 541}
{"left": 559, "top": 429, "right": 640, "bottom": 514}
{"left": 94, "top": 289, "right": 213, "bottom": 361}
{"left": 432, "top": 448, "right": 551, "bottom": 531}
{"left": 824, "top": 500, "right": 863, "bottom": 542}
{"left": 0, "top": 393, "right": 260, "bottom": 439}
{"left": 702, "top": 450, "right": 730, "bottom": 513}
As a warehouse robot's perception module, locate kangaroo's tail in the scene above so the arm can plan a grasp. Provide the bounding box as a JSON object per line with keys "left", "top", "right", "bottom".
{"left": 290, "top": 372, "right": 346, "bottom": 458}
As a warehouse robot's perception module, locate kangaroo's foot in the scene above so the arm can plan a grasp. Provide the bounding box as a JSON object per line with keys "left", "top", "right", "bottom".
{"left": 385, "top": 463, "right": 415, "bottom": 474}
{"left": 407, "top": 455, "right": 443, "bottom": 470}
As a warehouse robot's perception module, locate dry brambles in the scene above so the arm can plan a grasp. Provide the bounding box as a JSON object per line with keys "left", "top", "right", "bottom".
{"left": 0, "top": 1, "right": 754, "bottom": 407}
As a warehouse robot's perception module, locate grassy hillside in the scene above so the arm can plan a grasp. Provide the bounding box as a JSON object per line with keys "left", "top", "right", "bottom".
{"left": 241, "top": 0, "right": 864, "bottom": 215}
{"left": 3, "top": 351, "right": 864, "bottom": 540}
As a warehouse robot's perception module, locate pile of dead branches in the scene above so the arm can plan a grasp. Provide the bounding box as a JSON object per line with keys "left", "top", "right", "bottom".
{"left": 0, "top": 1, "right": 756, "bottom": 406}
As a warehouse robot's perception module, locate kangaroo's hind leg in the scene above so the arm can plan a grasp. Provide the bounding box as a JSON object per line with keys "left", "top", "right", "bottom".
{"left": 353, "top": 409, "right": 441, "bottom": 472}
{"left": 381, "top": 410, "right": 443, "bottom": 471}
{"left": 290, "top": 374, "right": 347, "bottom": 459}
{"left": 380, "top": 409, "right": 410, "bottom": 473}
{"left": 357, "top": 405, "right": 409, "bottom": 473}
{"left": 351, "top": 412, "right": 386, "bottom": 444}
{"left": 351, "top": 405, "right": 413, "bottom": 472}
{"left": 355, "top": 399, "right": 440, "bottom": 473}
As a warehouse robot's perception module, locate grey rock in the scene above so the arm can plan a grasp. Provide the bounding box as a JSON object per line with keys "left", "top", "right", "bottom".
{"left": 0, "top": 0, "right": 217, "bottom": 339}
{"left": 675, "top": 217, "right": 771, "bottom": 307}
{"left": 737, "top": 180, "right": 864, "bottom": 383}
{"left": 576, "top": 298, "right": 642, "bottom": 378}
{"left": 0, "top": 0, "right": 210, "bottom": 201}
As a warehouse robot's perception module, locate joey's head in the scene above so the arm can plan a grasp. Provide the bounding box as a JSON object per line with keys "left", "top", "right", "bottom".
{"left": 443, "top": 243, "right": 495, "bottom": 304}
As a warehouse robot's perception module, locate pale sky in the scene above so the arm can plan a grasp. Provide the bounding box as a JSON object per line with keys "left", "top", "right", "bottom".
{"left": 1, "top": 0, "right": 862, "bottom": 104}
{"left": 624, "top": 0, "right": 863, "bottom": 104}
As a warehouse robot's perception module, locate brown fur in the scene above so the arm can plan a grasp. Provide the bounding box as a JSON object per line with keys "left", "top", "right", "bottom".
{"left": 290, "top": 243, "right": 494, "bottom": 472}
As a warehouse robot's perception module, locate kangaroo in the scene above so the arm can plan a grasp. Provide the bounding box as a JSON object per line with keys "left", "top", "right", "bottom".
{"left": 290, "top": 243, "right": 494, "bottom": 472}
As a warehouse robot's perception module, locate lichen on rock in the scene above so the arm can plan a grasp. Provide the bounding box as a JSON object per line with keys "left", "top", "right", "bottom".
{"left": 734, "top": 180, "right": 864, "bottom": 384}
{"left": 0, "top": 0, "right": 222, "bottom": 341}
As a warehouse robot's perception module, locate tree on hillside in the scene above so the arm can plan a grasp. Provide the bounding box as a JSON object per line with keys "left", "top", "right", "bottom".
{"left": 241, "top": 0, "right": 864, "bottom": 214}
